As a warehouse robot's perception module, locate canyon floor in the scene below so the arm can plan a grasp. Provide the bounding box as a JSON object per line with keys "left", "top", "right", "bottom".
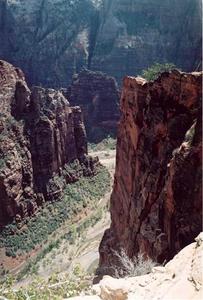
{"left": 14, "top": 147, "right": 116, "bottom": 288}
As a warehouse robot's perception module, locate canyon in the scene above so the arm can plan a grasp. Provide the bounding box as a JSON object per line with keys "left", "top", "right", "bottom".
{"left": 0, "top": 60, "right": 97, "bottom": 227}
{"left": 0, "top": 0, "right": 201, "bottom": 87}
{"left": 98, "top": 70, "right": 202, "bottom": 275}
{"left": 0, "top": 2, "right": 202, "bottom": 298}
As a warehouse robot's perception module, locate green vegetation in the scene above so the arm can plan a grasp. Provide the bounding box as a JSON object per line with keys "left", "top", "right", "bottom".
{"left": 88, "top": 136, "right": 116, "bottom": 152}
{"left": 142, "top": 63, "right": 177, "bottom": 81}
{"left": 0, "top": 166, "right": 110, "bottom": 258}
{"left": 17, "top": 207, "right": 104, "bottom": 280}
{"left": 0, "top": 267, "right": 91, "bottom": 299}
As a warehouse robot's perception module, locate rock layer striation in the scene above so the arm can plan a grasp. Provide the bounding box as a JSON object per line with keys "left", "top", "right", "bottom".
{"left": 99, "top": 70, "right": 202, "bottom": 273}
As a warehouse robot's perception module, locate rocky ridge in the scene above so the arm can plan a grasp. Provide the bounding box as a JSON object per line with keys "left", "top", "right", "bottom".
{"left": 98, "top": 70, "right": 202, "bottom": 273}
{"left": 0, "top": 0, "right": 201, "bottom": 86}
{"left": 0, "top": 60, "right": 97, "bottom": 227}
{"left": 69, "top": 233, "right": 203, "bottom": 300}
{"left": 67, "top": 69, "right": 120, "bottom": 141}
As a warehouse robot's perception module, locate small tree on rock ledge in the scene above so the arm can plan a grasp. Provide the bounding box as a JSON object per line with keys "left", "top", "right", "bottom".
{"left": 142, "top": 62, "right": 177, "bottom": 81}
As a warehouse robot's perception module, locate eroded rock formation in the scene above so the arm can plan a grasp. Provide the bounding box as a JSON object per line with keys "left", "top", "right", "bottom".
{"left": 0, "top": 60, "right": 96, "bottom": 227}
{"left": 67, "top": 69, "right": 120, "bottom": 141}
{"left": 99, "top": 70, "right": 202, "bottom": 273}
{"left": 0, "top": 0, "right": 201, "bottom": 86}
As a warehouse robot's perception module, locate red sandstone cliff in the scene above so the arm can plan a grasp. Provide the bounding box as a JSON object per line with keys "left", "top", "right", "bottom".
{"left": 0, "top": 60, "right": 96, "bottom": 227}
{"left": 98, "top": 70, "right": 202, "bottom": 275}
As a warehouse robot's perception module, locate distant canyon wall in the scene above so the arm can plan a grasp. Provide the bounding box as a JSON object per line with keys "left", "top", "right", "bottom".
{"left": 67, "top": 69, "right": 120, "bottom": 142}
{"left": 0, "top": 0, "right": 201, "bottom": 87}
{"left": 98, "top": 70, "right": 202, "bottom": 275}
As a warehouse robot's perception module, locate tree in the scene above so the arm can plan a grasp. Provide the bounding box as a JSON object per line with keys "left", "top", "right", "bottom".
{"left": 142, "top": 63, "right": 177, "bottom": 81}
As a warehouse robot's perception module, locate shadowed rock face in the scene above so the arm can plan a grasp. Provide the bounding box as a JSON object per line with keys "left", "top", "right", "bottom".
{"left": 67, "top": 69, "right": 120, "bottom": 142}
{"left": 0, "top": 60, "right": 96, "bottom": 227}
{"left": 0, "top": 0, "right": 201, "bottom": 87}
{"left": 91, "top": 0, "right": 202, "bottom": 83}
{"left": 98, "top": 70, "right": 202, "bottom": 275}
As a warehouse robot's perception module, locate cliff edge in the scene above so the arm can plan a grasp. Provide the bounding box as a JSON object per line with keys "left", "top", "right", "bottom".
{"left": 99, "top": 70, "right": 202, "bottom": 272}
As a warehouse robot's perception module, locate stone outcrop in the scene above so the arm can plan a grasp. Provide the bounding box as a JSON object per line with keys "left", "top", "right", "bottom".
{"left": 67, "top": 69, "right": 120, "bottom": 141}
{"left": 0, "top": 0, "right": 201, "bottom": 87}
{"left": 98, "top": 70, "right": 202, "bottom": 273}
{"left": 0, "top": 60, "right": 96, "bottom": 227}
{"left": 69, "top": 233, "right": 203, "bottom": 300}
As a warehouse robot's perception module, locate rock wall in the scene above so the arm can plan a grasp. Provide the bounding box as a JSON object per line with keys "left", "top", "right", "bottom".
{"left": 99, "top": 70, "right": 202, "bottom": 274}
{"left": 0, "top": 60, "right": 96, "bottom": 227}
{"left": 91, "top": 0, "right": 202, "bottom": 83}
{"left": 67, "top": 69, "right": 120, "bottom": 141}
{"left": 0, "top": 0, "right": 201, "bottom": 87}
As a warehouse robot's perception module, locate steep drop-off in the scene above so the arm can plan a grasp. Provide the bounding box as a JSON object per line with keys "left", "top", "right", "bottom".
{"left": 99, "top": 70, "right": 202, "bottom": 274}
{"left": 0, "top": 60, "right": 96, "bottom": 227}
{"left": 0, "top": 0, "right": 201, "bottom": 86}
{"left": 67, "top": 69, "right": 120, "bottom": 141}
{"left": 70, "top": 234, "right": 203, "bottom": 300}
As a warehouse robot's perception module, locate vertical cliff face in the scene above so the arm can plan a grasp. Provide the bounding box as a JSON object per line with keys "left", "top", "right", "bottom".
{"left": 0, "top": 60, "right": 95, "bottom": 227}
{"left": 0, "top": 0, "right": 96, "bottom": 87}
{"left": 99, "top": 70, "right": 202, "bottom": 274}
{"left": 0, "top": 0, "right": 201, "bottom": 87}
{"left": 68, "top": 69, "right": 120, "bottom": 141}
{"left": 92, "top": 0, "right": 202, "bottom": 83}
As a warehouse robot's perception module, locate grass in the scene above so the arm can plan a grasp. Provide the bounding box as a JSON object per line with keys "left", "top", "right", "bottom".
{"left": 0, "top": 166, "right": 111, "bottom": 258}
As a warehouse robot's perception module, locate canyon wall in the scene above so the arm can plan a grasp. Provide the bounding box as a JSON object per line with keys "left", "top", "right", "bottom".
{"left": 98, "top": 70, "right": 202, "bottom": 275}
{"left": 0, "top": 0, "right": 201, "bottom": 87}
{"left": 91, "top": 0, "right": 202, "bottom": 83}
{"left": 67, "top": 69, "right": 120, "bottom": 141}
{"left": 0, "top": 60, "right": 96, "bottom": 227}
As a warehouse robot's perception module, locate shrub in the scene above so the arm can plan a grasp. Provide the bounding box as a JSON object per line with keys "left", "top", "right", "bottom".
{"left": 0, "top": 270, "right": 91, "bottom": 300}
{"left": 185, "top": 122, "right": 196, "bottom": 145}
{"left": 112, "top": 249, "right": 156, "bottom": 278}
{"left": 142, "top": 63, "right": 177, "bottom": 81}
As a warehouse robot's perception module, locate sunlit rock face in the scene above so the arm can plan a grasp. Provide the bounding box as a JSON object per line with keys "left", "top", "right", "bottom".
{"left": 0, "top": 60, "right": 96, "bottom": 227}
{"left": 69, "top": 233, "right": 203, "bottom": 300}
{"left": 98, "top": 70, "right": 202, "bottom": 274}
{"left": 0, "top": 0, "right": 201, "bottom": 87}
